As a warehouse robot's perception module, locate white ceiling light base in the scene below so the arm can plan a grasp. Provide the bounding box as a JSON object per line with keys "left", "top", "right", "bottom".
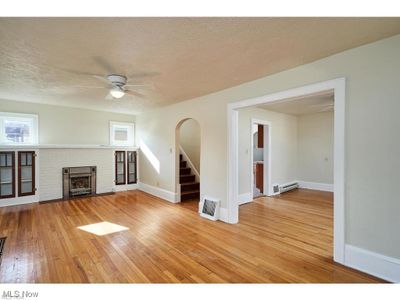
{"left": 107, "top": 74, "right": 127, "bottom": 87}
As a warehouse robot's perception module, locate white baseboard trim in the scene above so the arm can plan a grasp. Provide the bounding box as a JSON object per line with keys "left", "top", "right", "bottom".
{"left": 344, "top": 244, "right": 400, "bottom": 282}
{"left": 0, "top": 195, "right": 39, "bottom": 207}
{"left": 238, "top": 192, "right": 253, "bottom": 205}
{"left": 113, "top": 184, "right": 138, "bottom": 192}
{"left": 138, "top": 182, "right": 178, "bottom": 203}
{"left": 218, "top": 207, "right": 229, "bottom": 223}
{"left": 298, "top": 180, "right": 333, "bottom": 192}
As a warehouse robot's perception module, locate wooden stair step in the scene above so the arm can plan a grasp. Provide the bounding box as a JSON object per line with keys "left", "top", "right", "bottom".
{"left": 181, "top": 190, "right": 200, "bottom": 201}
{"left": 180, "top": 161, "right": 187, "bottom": 168}
{"left": 179, "top": 174, "right": 196, "bottom": 183}
{"left": 179, "top": 167, "right": 191, "bottom": 175}
{"left": 181, "top": 182, "right": 200, "bottom": 192}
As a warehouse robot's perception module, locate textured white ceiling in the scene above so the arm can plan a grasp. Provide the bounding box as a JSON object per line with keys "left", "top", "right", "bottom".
{"left": 1, "top": 17, "right": 400, "bottom": 115}
{"left": 257, "top": 90, "right": 334, "bottom": 115}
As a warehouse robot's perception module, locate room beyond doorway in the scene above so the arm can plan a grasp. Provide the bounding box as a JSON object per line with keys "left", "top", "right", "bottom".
{"left": 250, "top": 119, "right": 271, "bottom": 199}
{"left": 228, "top": 78, "right": 345, "bottom": 265}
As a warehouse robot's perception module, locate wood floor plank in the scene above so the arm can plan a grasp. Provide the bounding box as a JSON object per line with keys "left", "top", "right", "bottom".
{"left": 0, "top": 189, "right": 385, "bottom": 283}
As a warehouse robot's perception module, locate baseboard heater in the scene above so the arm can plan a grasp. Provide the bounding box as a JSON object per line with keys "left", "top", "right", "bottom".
{"left": 279, "top": 182, "right": 299, "bottom": 193}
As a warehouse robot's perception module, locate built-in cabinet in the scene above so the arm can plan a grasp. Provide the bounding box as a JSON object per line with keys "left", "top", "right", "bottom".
{"left": 127, "top": 151, "right": 137, "bottom": 184}
{"left": 0, "top": 151, "right": 36, "bottom": 199}
{"left": 18, "top": 151, "right": 36, "bottom": 196}
{"left": 0, "top": 152, "right": 15, "bottom": 199}
{"left": 115, "top": 150, "right": 137, "bottom": 186}
{"left": 115, "top": 151, "right": 126, "bottom": 185}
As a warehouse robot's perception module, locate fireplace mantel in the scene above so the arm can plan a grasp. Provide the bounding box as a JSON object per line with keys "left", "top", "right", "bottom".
{"left": 0, "top": 144, "right": 139, "bottom": 150}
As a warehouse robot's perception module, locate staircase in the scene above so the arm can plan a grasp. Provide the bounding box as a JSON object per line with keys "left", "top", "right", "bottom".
{"left": 179, "top": 154, "right": 200, "bottom": 201}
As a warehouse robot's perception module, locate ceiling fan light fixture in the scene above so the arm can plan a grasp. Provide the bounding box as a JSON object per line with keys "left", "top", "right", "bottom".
{"left": 110, "top": 86, "right": 125, "bottom": 98}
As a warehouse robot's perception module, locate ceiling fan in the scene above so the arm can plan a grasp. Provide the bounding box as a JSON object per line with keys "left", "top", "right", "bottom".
{"left": 54, "top": 56, "right": 158, "bottom": 100}
{"left": 90, "top": 74, "right": 153, "bottom": 100}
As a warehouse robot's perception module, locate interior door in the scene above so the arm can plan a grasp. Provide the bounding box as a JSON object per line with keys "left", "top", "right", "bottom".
{"left": 115, "top": 151, "right": 126, "bottom": 185}
{"left": 18, "top": 151, "right": 36, "bottom": 196}
{"left": 0, "top": 152, "right": 15, "bottom": 199}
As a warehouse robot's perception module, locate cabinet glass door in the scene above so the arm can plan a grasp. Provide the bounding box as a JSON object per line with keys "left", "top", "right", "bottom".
{"left": 0, "top": 152, "right": 15, "bottom": 198}
{"left": 127, "top": 151, "right": 137, "bottom": 184}
{"left": 115, "top": 151, "right": 126, "bottom": 185}
{"left": 18, "top": 151, "right": 35, "bottom": 196}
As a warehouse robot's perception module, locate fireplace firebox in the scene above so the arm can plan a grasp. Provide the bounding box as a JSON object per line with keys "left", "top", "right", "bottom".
{"left": 62, "top": 166, "right": 96, "bottom": 199}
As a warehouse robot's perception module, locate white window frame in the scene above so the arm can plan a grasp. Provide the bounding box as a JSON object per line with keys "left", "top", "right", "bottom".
{"left": 109, "top": 121, "right": 135, "bottom": 147}
{"left": 0, "top": 112, "right": 39, "bottom": 145}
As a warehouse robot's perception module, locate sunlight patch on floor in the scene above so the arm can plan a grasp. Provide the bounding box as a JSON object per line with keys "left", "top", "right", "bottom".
{"left": 77, "top": 221, "right": 129, "bottom": 236}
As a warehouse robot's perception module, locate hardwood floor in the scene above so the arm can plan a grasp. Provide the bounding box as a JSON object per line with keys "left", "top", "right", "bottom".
{"left": 0, "top": 189, "right": 384, "bottom": 283}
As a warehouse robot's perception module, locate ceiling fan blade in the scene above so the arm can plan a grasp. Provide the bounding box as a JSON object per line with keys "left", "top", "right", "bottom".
{"left": 93, "top": 75, "right": 111, "bottom": 85}
{"left": 68, "top": 85, "right": 106, "bottom": 89}
{"left": 125, "top": 84, "right": 151, "bottom": 87}
{"left": 124, "top": 84, "right": 154, "bottom": 91}
{"left": 54, "top": 66, "right": 103, "bottom": 77}
{"left": 93, "top": 56, "right": 116, "bottom": 74}
{"left": 105, "top": 93, "right": 114, "bottom": 101}
{"left": 125, "top": 89, "right": 145, "bottom": 98}
{"left": 127, "top": 71, "right": 160, "bottom": 79}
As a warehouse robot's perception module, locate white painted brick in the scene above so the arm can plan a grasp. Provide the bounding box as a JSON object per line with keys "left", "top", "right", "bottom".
{"left": 39, "top": 149, "right": 115, "bottom": 201}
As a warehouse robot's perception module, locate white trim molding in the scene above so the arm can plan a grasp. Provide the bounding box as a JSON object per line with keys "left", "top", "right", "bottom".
{"left": 0, "top": 144, "right": 138, "bottom": 150}
{"left": 297, "top": 181, "right": 333, "bottom": 192}
{"left": 238, "top": 192, "right": 253, "bottom": 205}
{"left": 113, "top": 183, "right": 138, "bottom": 192}
{"left": 218, "top": 207, "right": 229, "bottom": 223}
{"left": 138, "top": 182, "right": 178, "bottom": 203}
{"left": 228, "top": 77, "right": 346, "bottom": 264}
{"left": 345, "top": 245, "right": 400, "bottom": 283}
{"left": 0, "top": 195, "right": 39, "bottom": 208}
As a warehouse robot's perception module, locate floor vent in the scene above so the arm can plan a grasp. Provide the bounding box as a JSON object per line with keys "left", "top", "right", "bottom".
{"left": 0, "top": 237, "right": 6, "bottom": 266}
{"left": 200, "top": 197, "right": 220, "bottom": 221}
{"left": 279, "top": 182, "right": 299, "bottom": 193}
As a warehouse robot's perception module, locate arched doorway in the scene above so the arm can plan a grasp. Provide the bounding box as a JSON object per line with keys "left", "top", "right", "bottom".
{"left": 175, "top": 118, "right": 201, "bottom": 212}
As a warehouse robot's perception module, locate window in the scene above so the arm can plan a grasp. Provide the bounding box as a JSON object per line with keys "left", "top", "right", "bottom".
{"left": 109, "top": 121, "right": 135, "bottom": 146}
{"left": 0, "top": 112, "right": 38, "bottom": 145}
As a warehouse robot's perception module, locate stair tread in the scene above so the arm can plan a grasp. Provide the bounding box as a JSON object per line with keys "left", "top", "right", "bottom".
{"left": 181, "top": 190, "right": 200, "bottom": 195}
{"left": 181, "top": 182, "right": 199, "bottom": 186}
{"left": 180, "top": 174, "right": 195, "bottom": 177}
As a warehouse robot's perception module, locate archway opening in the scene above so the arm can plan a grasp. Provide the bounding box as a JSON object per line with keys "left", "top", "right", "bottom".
{"left": 175, "top": 118, "right": 201, "bottom": 212}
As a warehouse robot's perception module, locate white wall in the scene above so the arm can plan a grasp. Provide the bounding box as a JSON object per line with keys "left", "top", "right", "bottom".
{"left": 297, "top": 111, "right": 334, "bottom": 184}
{"left": 0, "top": 100, "right": 137, "bottom": 205}
{"left": 0, "top": 99, "right": 135, "bottom": 145}
{"left": 238, "top": 107, "right": 298, "bottom": 195}
{"left": 136, "top": 34, "right": 400, "bottom": 259}
{"left": 179, "top": 119, "right": 201, "bottom": 171}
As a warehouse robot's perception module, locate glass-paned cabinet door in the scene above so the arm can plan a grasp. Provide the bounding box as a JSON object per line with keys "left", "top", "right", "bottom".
{"left": 115, "top": 151, "right": 126, "bottom": 185}
{"left": 0, "top": 152, "right": 15, "bottom": 199}
{"left": 18, "top": 151, "right": 36, "bottom": 196}
{"left": 127, "top": 151, "right": 137, "bottom": 184}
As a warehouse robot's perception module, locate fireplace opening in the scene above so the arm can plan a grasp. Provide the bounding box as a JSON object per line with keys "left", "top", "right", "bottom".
{"left": 63, "top": 166, "right": 96, "bottom": 199}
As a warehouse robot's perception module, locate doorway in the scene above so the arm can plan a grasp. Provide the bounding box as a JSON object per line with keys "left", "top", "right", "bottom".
{"left": 175, "top": 118, "right": 201, "bottom": 212}
{"left": 250, "top": 119, "right": 271, "bottom": 199}
{"left": 228, "top": 78, "right": 345, "bottom": 264}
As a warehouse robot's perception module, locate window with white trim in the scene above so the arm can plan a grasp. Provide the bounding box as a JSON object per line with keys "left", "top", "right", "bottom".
{"left": 109, "top": 121, "right": 135, "bottom": 146}
{"left": 0, "top": 112, "right": 38, "bottom": 145}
